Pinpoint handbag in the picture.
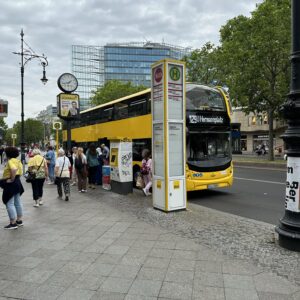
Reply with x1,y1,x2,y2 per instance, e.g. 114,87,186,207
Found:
25,158,44,183
136,172,145,189
54,157,65,185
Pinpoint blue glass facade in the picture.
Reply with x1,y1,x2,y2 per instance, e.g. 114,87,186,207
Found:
72,43,190,110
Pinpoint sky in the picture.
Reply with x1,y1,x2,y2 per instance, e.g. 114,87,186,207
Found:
0,0,262,127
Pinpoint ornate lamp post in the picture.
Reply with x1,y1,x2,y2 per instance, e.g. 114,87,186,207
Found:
275,0,300,251
13,29,48,167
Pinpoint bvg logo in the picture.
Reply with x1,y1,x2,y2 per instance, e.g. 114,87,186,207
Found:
193,173,203,178
210,173,216,177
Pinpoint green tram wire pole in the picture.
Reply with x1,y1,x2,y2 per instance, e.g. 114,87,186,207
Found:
275,0,300,252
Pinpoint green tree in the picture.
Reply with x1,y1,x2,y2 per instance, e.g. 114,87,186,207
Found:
183,42,222,84
91,80,147,106
4,128,14,146
0,117,8,144
219,0,291,160
12,118,44,147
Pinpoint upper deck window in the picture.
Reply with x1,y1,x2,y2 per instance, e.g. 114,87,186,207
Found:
186,85,225,111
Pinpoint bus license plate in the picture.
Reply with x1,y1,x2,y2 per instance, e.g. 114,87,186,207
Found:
208,184,217,189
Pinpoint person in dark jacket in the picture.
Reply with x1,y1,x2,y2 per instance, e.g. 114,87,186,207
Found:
86,144,99,189
1,147,24,230
0,146,4,164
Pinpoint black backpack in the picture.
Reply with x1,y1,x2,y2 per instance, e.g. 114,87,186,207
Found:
75,157,83,170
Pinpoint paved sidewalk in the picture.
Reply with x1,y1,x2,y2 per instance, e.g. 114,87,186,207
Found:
0,181,299,300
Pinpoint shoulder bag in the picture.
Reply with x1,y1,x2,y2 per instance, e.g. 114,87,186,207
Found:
54,157,65,185
25,158,44,183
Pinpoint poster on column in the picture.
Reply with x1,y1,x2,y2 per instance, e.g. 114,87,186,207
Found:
119,142,132,182
152,64,164,121
153,123,164,177
168,64,183,120
168,123,184,176
285,157,300,213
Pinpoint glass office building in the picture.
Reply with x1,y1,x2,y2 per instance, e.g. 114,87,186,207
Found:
72,42,191,110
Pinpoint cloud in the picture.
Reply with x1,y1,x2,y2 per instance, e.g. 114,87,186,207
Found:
0,0,261,127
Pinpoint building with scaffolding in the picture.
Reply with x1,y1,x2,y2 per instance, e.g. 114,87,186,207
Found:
72,42,191,110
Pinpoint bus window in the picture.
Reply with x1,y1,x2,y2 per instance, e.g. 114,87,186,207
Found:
186,85,226,111
100,107,114,122
133,139,151,161
115,102,128,120
129,99,147,117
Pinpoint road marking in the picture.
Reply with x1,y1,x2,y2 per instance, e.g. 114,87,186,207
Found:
234,177,285,185
235,165,286,172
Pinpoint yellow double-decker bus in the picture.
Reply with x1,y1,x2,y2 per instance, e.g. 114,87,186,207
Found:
65,83,233,191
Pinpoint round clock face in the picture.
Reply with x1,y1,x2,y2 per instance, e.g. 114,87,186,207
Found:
58,73,78,93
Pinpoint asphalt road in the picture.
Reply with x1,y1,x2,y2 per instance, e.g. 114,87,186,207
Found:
188,166,287,225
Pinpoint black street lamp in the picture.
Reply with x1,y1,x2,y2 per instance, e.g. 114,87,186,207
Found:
275,0,300,251
13,29,48,167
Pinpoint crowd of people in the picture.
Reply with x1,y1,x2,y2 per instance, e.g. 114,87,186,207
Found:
0,143,152,230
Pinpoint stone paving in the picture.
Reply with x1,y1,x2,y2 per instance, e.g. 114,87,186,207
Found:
0,180,299,300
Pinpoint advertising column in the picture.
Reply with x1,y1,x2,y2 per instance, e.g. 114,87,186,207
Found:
109,138,133,195
151,59,186,212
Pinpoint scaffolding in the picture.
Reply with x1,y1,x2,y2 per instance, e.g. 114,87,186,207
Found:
72,42,191,110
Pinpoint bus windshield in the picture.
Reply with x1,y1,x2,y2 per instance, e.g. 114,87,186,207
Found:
187,132,231,170
186,84,226,111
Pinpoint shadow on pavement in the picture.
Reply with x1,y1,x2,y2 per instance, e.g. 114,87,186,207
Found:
188,188,231,201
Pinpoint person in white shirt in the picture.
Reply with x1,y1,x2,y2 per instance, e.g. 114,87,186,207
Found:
55,149,71,201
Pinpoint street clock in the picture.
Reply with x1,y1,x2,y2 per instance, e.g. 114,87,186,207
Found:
57,73,78,93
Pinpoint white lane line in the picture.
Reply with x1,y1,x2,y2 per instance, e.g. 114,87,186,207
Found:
234,177,285,185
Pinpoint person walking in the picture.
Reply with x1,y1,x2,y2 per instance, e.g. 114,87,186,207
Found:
55,149,71,201
46,146,56,183
86,144,99,189
71,147,78,186
1,147,24,230
75,147,88,192
141,149,152,196
28,149,48,207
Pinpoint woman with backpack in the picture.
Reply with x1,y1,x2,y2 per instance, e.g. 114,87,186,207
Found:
86,144,99,189
75,147,87,192
28,148,48,207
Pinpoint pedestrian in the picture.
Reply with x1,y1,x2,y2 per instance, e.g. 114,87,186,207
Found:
55,149,71,201
141,149,152,196
28,148,48,207
46,146,56,184
86,144,99,189
1,147,24,230
71,147,78,186
0,146,4,164
75,147,87,192
100,143,110,165
95,147,103,185
67,150,73,180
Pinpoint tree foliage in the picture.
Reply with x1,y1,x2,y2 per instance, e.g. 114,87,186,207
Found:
183,42,222,85
184,0,291,160
91,80,147,106
7,118,44,146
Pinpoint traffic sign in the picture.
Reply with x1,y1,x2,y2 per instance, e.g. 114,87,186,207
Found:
53,122,62,130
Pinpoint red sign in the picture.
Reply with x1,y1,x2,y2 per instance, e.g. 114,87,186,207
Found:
154,67,163,83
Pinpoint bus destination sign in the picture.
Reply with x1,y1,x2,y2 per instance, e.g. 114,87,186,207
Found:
189,115,224,125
